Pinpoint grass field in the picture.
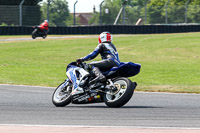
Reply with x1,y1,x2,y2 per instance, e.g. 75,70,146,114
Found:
0,33,200,93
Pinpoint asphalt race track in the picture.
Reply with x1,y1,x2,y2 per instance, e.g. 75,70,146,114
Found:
1,36,200,132
0,36,90,42
0,35,130,42
0,84,200,128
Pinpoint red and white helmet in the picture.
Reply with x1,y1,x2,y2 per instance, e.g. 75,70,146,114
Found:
98,32,113,43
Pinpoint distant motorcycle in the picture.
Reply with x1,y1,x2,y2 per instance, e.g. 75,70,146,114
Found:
32,26,47,39
52,60,141,108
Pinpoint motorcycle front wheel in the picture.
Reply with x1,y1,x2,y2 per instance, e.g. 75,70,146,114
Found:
32,29,37,39
32,34,36,39
52,80,72,107
104,77,136,108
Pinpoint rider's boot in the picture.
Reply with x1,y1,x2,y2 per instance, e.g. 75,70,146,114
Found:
89,67,106,85
71,86,84,95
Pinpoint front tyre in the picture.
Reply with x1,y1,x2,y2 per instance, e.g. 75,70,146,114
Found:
32,29,37,39
52,80,72,107
32,34,36,39
104,77,136,108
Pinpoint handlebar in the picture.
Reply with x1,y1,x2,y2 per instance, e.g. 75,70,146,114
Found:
76,60,90,71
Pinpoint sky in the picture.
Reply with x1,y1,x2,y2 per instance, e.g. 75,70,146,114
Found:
67,0,104,13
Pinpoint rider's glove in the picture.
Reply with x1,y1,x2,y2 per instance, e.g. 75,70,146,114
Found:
76,58,83,65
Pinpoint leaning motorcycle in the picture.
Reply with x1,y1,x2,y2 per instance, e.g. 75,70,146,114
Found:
52,61,141,108
32,26,47,39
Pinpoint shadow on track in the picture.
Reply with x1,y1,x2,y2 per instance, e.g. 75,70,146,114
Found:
62,105,162,109
122,106,163,108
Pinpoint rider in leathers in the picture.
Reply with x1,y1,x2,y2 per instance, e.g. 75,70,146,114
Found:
39,20,49,35
77,32,120,85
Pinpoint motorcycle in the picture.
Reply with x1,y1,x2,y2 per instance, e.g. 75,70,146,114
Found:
32,26,47,39
52,61,141,108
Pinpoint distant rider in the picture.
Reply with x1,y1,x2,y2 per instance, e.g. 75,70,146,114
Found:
39,20,49,35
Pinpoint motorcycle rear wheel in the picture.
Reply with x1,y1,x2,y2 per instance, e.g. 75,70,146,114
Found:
104,77,136,108
42,35,47,39
52,80,72,107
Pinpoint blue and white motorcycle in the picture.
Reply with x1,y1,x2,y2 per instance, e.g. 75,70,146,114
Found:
52,61,141,108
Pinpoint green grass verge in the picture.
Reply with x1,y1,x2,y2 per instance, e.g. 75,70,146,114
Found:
0,33,200,93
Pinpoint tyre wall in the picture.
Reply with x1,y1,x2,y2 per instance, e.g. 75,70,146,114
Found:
1,25,200,35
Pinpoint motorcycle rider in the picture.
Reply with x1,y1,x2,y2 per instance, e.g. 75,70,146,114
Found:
74,32,120,94
38,20,49,35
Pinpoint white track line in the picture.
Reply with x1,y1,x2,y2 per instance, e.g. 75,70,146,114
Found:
0,124,200,130
0,84,199,95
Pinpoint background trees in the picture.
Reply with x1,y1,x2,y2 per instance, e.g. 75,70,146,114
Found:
40,0,72,26
1,0,200,26
89,0,200,25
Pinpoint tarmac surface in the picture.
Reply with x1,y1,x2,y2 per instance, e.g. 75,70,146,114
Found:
1,35,200,132
0,84,200,133
0,36,90,42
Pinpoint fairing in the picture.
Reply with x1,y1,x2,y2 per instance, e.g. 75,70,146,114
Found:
67,61,141,80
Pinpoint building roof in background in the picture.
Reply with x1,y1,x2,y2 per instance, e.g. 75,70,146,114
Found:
72,12,93,25
75,13,93,21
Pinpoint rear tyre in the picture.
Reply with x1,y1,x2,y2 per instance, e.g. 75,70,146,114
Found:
52,80,72,107
42,35,47,39
104,77,136,108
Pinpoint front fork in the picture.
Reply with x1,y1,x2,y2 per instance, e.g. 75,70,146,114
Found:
60,79,70,92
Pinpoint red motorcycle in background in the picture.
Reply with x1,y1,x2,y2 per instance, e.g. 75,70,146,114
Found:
32,20,49,39
32,26,48,39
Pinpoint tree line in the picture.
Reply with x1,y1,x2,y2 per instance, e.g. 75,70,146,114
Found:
1,0,200,26
41,0,200,26
89,0,200,25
